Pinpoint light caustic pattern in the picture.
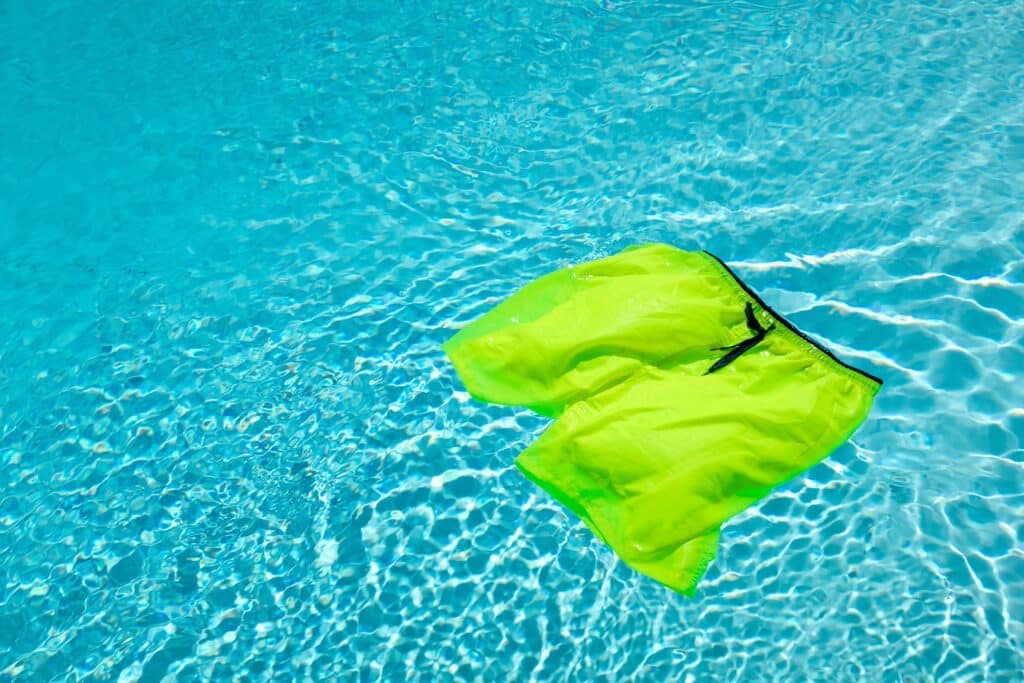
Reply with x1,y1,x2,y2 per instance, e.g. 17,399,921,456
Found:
1,0,1023,681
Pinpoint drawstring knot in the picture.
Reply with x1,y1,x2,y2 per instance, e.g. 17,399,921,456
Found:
704,302,775,375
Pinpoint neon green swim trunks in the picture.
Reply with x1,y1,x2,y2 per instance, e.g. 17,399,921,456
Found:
443,244,882,596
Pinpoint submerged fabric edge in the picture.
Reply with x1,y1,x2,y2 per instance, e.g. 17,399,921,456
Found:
515,452,715,598
698,250,884,393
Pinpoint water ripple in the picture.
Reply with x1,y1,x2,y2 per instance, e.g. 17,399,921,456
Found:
2,0,1023,681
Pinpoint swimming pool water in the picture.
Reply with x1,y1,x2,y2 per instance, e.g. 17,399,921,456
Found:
1,0,1023,680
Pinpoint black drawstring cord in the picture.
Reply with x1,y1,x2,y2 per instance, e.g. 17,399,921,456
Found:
704,302,776,375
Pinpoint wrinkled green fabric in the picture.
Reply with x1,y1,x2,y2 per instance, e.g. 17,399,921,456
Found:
443,244,882,596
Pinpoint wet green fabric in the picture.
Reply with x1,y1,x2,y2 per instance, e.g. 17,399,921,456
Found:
443,244,882,596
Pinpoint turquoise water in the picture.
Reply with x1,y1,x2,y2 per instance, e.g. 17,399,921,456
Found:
2,0,1023,680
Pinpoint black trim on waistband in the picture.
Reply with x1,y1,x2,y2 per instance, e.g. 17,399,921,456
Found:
702,250,884,387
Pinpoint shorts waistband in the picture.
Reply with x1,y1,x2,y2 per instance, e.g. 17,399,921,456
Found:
698,250,883,394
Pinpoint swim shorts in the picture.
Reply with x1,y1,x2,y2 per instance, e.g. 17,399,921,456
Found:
443,244,882,596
